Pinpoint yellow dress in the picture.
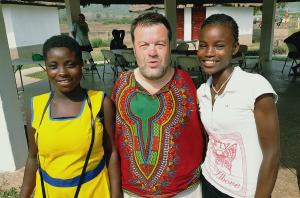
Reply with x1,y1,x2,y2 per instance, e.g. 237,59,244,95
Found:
31,90,110,198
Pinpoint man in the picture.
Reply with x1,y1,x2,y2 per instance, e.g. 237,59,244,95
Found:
72,13,96,68
112,12,204,197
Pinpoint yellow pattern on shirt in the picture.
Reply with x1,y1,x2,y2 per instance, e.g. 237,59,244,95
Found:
31,90,110,198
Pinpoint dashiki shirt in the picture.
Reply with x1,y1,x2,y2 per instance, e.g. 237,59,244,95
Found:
112,69,203,197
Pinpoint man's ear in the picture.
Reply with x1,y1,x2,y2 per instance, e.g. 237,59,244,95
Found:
233,42,240,55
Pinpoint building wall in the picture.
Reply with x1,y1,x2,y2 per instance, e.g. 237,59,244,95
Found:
206,6,254,45
176,9,184,40
192,7,206,41
2,4,60,58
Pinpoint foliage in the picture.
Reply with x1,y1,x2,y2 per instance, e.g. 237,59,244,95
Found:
273,45,287,55
101,17,133,25
0,187,19,198
26,71,48,80
276,2,287,10
90,38,110,48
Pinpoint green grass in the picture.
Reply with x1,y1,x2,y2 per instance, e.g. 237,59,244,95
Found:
20,64,44,70
272,55,287,61
0,187,19,198
26,71,48,80
90,38,110,48
26,64,105,80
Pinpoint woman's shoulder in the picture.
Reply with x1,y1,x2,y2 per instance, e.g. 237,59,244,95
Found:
32,92,51,103
87,90,105,99
234,67,270,87
234,67,277,102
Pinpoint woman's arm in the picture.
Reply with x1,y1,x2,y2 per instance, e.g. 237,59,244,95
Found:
102,96,122,198
254,93,280,198
20,110,38,198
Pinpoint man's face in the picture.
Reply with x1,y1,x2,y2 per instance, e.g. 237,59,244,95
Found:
133,24,171,80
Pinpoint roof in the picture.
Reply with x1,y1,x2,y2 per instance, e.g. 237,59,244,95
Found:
80,0,300,7
0,0,298,7
128,3,262,12
129,4,164,12
0,0,64,7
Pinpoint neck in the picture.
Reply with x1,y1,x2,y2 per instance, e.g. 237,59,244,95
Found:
53,86,85,102
212,66,234,90
134,67,174,95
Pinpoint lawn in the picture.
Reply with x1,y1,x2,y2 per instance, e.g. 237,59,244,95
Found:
26,63,105,80
0,187,19,198
26,71,48,80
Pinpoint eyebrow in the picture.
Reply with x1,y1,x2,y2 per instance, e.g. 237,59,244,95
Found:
137,40,167,44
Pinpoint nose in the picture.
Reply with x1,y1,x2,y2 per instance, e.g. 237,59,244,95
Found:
58,66,68,76
148,44,158,57
205,46,216,57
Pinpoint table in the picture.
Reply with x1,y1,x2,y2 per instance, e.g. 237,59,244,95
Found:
12,58,46,92
111,48,133,55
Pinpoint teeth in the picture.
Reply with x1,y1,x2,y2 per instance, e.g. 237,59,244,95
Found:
205,60,215,64
58,79,71,83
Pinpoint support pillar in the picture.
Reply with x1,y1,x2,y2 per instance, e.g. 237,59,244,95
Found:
0,5,27,171
184,7,192,41
260,0,276,74
65,0,80,34
165,0,177,49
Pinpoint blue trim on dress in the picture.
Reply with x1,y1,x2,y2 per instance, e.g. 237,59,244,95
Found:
30,97,34,126
49,95,87,121
39,157,105,187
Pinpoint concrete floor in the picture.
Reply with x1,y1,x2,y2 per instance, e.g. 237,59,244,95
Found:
3,60,300,197
266,60,300,198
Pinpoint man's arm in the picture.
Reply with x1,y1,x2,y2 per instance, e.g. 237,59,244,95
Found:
120,30,125,40
102,96,122,198
254,93,280,198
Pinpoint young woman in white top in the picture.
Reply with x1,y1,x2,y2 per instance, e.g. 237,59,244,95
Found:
197,14,280,198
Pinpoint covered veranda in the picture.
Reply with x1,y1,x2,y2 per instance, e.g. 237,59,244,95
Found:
2,56,300,197
0,0,300,195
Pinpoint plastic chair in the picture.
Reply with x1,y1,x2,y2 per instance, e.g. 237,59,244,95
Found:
176,55,207,86
232,44,248,69
281,42,300,75
176,43,189,51
101,49,122,80
121,51,136,69
82,51,101,80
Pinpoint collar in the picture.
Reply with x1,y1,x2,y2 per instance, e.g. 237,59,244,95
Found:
131,69,175,95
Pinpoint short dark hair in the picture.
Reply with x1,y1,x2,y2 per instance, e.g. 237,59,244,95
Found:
112,29,119,38
130,12,172,43
201,14,239,43
79,13,85,19
43,35,83,62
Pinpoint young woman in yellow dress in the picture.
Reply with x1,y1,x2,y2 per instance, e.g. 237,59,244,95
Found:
20,35,121,198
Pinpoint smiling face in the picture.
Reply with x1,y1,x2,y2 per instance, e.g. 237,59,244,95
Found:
45,47,83,93
133,24,171,80
197,24,239,76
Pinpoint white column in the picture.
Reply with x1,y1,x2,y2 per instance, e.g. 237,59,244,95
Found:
65,0,81,33
165,0,177,49
0,5,27,171
184,7,192,41
259,0,276,73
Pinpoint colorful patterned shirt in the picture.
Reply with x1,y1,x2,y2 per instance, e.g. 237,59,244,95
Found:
112,69,203,197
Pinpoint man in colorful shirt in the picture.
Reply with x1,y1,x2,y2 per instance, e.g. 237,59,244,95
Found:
111,12,204,197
